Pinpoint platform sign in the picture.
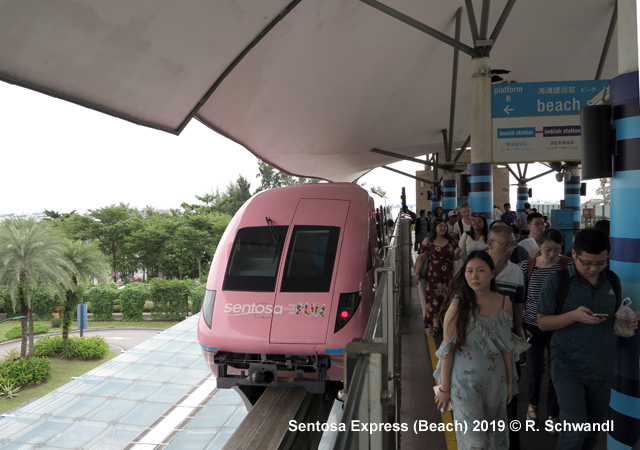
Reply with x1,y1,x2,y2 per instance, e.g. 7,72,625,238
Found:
491,80,609,163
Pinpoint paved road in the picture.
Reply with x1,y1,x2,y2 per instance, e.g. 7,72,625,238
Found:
0,328,163,357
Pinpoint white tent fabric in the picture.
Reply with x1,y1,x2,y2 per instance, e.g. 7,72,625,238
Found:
0,0,619,181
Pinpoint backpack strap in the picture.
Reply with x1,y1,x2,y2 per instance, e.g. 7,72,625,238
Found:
603,268,622,311
554,269,571,315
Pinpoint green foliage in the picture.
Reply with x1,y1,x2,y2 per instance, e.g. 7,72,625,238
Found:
0,288,19,318
5,323,49,340
0,357,52,389
85,283,118,321
51,318,62,328
181,175,252,217
61,336,109,359
150,278,192,320
33,335,64,357
32,289,58,321
2,347,20,362
34,334,109,359
189,284,207,315
254,159,320,193
0,217,74,357
0,382,21,399
119,282,149,321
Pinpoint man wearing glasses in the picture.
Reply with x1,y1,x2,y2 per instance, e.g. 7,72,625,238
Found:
518,212,546,258
537,229,639,449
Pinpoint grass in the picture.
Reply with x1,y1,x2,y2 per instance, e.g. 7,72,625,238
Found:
0,350,119,414
0,319,180,342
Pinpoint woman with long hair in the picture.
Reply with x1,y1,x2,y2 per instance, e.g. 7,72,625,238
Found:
459,215,488,260
414,218,461,336
434,251,526,449
520,228,569,432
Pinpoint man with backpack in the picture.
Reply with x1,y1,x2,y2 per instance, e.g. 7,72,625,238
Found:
537,229,638,449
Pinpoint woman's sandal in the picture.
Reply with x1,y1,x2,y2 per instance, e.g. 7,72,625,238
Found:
527,404,538,421
428,327,439,337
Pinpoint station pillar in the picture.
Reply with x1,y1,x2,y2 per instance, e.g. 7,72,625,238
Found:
516,184,529,215
563,166,581,247
607,3,640,445
608,70,640,449
468,57,493,220
441,173,457,215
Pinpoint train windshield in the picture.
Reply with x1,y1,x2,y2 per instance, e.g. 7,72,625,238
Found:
280,226,340,292
223,225,288,292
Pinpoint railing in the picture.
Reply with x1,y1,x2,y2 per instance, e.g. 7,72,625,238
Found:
331,216,410,450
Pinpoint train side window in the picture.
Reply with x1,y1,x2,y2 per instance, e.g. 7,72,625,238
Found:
222,226,288,292
280,226,340,293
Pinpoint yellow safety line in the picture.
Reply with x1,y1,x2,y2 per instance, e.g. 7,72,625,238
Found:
427,333,457,448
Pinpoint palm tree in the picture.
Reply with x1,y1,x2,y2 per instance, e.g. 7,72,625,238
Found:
61,240,110,343
0,218,73,357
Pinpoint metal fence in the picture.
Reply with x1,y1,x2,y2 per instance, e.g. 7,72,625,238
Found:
331,216,408,450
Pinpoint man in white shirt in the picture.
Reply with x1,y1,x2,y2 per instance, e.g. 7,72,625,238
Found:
518,212,546,258
451,202,472,240
518,202,534,237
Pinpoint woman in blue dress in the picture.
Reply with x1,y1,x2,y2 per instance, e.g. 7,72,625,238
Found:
434,251,527,449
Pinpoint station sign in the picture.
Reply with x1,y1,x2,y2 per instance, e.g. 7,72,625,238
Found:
491,80,609,163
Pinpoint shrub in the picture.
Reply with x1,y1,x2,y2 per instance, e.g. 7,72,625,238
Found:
0,357,52,389
61,336,109,359
5,323,49,340
34,335,65,357
2,347,20,362
85,283,118,321
0,382,21,399
150,278,192,320
189,284,207,315
50,318,62,328
119,283,148,321
32,290,58,321
0,288,19,318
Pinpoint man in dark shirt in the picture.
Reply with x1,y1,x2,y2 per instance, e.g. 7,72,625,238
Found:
537,229,638,449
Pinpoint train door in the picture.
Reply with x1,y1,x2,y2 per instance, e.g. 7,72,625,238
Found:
269,198,349,344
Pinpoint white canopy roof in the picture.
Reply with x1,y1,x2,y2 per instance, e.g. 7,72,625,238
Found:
0,0,619,181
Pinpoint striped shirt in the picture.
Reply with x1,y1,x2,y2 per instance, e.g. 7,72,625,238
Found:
521,259,571,326
495,260,524,305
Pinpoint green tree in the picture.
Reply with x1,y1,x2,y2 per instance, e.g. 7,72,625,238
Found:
43,209,77,221
87,203,134,281
61,240,110,343
182,176,252,217
254,159,320,193
0,218,73,357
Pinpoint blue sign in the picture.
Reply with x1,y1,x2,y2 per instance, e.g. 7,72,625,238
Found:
491,80,609,118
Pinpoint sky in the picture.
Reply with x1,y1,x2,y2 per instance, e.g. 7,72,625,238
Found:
0,82,601,216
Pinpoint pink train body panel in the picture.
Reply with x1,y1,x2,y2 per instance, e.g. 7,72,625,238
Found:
197,183,386,393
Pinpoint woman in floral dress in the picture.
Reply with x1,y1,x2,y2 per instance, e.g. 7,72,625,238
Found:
414,218,461,335
434,251,528,449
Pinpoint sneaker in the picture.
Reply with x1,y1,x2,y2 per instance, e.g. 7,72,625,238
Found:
526,404,538,423
547,416,559,435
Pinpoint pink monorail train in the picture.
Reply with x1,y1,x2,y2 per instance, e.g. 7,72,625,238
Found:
197,183,385,393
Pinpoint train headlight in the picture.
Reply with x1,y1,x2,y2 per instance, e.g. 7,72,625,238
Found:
334,291,361,333
202,290,216,329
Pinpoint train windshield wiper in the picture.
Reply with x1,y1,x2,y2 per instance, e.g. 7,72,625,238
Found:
265,217,281,262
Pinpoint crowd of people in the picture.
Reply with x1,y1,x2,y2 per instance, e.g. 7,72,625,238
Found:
412,203,639,449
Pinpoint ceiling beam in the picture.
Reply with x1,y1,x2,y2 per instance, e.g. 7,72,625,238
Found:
595,1,617,80
359,0,477,56
465,0,480,44
370,148,451,170
447,7,462,161
381,165,436,185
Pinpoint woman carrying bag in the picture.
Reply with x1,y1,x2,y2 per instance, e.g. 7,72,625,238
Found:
414,218,461,336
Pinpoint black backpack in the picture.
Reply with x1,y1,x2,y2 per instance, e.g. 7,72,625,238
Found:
553,268,622,315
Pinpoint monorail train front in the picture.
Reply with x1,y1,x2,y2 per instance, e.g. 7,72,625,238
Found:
197,183,382,393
